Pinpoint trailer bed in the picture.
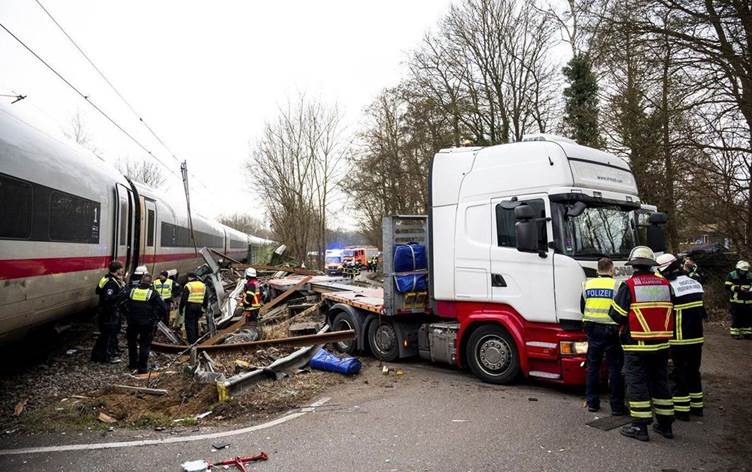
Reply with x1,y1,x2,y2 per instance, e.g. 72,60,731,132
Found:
267,274,385,314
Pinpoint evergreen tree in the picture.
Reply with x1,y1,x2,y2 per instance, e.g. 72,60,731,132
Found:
562,54,602,148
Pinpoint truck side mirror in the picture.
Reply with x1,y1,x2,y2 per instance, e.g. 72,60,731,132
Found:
647,212,667,253
514,205,539,252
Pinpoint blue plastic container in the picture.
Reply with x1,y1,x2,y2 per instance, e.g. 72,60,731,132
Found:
309,348,362,375
393,243,427,273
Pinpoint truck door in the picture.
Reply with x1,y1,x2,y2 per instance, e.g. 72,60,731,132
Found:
115,184,135,274
489,195,556,323
143,199,157,273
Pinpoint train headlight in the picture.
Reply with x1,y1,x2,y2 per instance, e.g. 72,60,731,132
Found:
560,341,588,356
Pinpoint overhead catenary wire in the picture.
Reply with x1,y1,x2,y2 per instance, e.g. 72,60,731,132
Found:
0,21,182,180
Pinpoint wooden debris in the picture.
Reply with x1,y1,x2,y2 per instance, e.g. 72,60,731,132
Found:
13,399,28,417
112,384,169,396
98,412,117,424
289,322,322,336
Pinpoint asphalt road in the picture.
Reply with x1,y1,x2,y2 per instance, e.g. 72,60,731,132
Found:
0,323,749,472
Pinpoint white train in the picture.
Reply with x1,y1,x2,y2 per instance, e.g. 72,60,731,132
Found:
0,104,272,343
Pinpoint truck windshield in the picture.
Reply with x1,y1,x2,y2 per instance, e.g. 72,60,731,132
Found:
557,203,637,260
325,256,341,264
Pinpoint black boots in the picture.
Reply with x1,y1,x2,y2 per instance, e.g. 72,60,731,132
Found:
652,423,674,439
620,424,649,442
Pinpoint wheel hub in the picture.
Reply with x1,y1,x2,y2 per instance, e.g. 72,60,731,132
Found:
375,325,396,353
479,337,509,372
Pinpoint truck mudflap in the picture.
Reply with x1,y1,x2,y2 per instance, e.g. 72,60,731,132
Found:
435,300,587,385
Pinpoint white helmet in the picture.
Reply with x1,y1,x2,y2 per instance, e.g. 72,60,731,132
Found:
656,253,678,272
133,265,149,276
244,268,257,278
626,246,657,267
737,260,750,272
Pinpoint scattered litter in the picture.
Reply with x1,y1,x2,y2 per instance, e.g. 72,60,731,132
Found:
13,399,28,417
382,366,390,375
395,369,404,376
65,349,78,355
208,452,268,470
154,426,166,432
212,441,230,450
181,459,210,472
195,411,213,420
112,384,168,396
528,397,538,402
97,412,117,424
451,419,468,423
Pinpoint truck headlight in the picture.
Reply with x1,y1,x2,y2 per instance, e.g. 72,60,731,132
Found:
560,341,588,356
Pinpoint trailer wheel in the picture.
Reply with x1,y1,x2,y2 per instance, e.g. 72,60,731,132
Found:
466,325,519,384
332,311,358,355
367,319,399,362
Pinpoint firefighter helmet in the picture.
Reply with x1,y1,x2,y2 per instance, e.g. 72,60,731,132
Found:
656,253,678,273
737,260,750,272
245,268,257,278
626,246,657,267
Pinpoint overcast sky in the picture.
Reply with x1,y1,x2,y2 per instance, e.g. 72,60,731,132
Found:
0,0,457,229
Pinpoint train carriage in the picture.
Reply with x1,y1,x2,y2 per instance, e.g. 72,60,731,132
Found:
0,104,271,343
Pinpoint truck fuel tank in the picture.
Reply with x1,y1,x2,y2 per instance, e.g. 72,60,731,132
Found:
418,322,460,365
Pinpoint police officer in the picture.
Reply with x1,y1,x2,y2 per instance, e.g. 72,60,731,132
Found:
242,268,262,322
609,246,675,441
657,253,706,420
92,261,126,364
725,260,752,339
153,271,178,325
180,272,207,344
581,257,625,415
125,272,166,373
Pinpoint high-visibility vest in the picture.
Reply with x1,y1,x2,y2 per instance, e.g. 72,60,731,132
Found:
668,275,705,345
185,280,206,304
130,287,153,301
582,277,618,324
154,278,174,300
725,270,752,304
98,276,108,289
244,286,261,309
625,274,674,341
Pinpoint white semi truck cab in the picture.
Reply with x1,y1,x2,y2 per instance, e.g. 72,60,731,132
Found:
327,135,667,385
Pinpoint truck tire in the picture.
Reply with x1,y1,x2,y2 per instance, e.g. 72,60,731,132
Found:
367,319,400,362
332,311,358,355
466,325,519,384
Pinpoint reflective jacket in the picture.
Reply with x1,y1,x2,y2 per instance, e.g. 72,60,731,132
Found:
127,284,166,325
609,270,674,351
243,281,262,309
153,278,175,301
582,276,618,325
184,280,206,304
725,270,752,304
665,272,705,346
95,274,125,324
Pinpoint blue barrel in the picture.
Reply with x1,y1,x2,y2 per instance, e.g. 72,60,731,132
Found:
393,243,427,272
309,348,362,375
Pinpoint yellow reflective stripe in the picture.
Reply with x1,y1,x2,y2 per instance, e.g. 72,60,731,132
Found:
98,276,108,289
689,392,703,399
674,301,703,310
630,410,653,418
675,308,683,340
675,405,691,412
623,342,669,351
669,337,704,345
654,407,674,415
612,303,628,316
690,402,704,407
633,308,651,333
629,400,651,408
632,302,673,308
652,398,673,406
631,330,673,338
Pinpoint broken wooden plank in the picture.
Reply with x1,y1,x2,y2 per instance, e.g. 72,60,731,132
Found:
236,264,320,276
152,328,355,353
112,384,168,396
201,276,313,346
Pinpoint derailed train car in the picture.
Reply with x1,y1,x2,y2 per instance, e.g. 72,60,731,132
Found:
0,104,272,343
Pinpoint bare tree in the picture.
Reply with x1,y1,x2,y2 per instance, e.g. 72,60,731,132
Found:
64,110,100,156
248,96,348,264
218,213,273,239
118,158,166,188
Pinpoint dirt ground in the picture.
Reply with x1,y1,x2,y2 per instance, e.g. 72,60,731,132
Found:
0,315,352,435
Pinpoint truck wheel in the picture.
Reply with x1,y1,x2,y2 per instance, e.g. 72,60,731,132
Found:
332,311,358,355
367,319,399,362
466,325,519,384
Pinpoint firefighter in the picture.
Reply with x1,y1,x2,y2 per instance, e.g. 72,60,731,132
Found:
91,261,126,364
657,253,706,420
581,257,625,415
125,272,166,373
180,272,207,344
609,246,675,441
242,268,263,322
725,260,752,339
153,271,178,325
683,256,705,285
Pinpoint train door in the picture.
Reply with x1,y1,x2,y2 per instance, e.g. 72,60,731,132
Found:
115,184,135,274
143,199,157,273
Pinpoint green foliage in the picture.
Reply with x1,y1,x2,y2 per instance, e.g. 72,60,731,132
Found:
562,54,602,148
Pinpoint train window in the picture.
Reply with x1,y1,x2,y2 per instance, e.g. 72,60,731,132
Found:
49,191,100,243
0,174,33,239
119,198,127,245
147,209,155,246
